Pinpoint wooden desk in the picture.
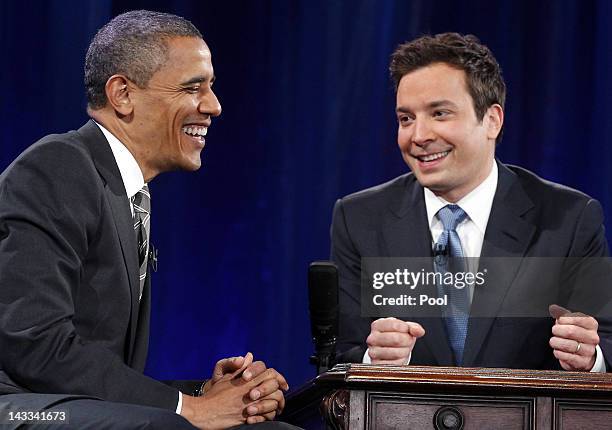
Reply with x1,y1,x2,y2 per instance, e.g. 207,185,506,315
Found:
282,364,612,429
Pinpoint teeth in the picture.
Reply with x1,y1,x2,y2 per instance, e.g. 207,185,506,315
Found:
420,151,449,162
182,126,208,137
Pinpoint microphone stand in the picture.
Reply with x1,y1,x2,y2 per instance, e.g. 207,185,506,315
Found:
310,337,337,374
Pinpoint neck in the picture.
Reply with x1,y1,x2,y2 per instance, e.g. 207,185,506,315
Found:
433,158,495,203
89,109,158,182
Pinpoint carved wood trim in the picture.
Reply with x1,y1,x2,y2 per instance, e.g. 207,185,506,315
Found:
316,364,612,394
321,389,350,430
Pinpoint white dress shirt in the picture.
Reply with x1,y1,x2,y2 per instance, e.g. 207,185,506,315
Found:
94,122,184,413
95,122,144,208
364,162,605,372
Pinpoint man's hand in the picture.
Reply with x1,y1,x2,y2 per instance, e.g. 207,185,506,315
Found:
243,373,287,424
366,317,425,365
182,353,289,428
549,304,600,371
202,352,254,393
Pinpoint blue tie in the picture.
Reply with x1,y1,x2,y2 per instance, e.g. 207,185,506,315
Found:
435,204,469,365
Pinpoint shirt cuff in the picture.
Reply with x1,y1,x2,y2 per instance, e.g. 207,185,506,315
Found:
590,345,607,372
176,392,183,414
363,348,412,365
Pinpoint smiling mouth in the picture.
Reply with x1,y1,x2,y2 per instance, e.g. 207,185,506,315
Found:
182,125,208,140
415,150,450,162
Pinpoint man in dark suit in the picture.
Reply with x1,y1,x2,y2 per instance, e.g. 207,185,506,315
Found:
331,33,611,372
0,10,296,430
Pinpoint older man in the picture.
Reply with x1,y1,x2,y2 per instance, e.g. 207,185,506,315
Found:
0,10,295,430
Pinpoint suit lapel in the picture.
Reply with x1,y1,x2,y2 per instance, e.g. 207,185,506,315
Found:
77,121,141,364
381,175,454,366
105,186,141,364
462,162,536,366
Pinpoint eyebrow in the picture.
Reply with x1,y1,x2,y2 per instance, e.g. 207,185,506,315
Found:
179,75,216,86
428,100,458,109
396,99,458,113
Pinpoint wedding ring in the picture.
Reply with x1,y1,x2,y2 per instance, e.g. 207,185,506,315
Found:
575,342,582,353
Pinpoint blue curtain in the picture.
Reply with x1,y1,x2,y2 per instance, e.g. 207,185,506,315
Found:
1,0,611,388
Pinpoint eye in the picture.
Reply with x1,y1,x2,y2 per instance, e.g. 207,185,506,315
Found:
184,85,201,94
433,110,450,118
397,114,414,126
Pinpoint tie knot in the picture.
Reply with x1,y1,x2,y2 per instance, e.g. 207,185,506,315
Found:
437,204,467,231
131,184,151,215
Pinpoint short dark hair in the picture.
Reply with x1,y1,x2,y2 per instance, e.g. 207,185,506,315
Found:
390,33,505,143
85,10,203,109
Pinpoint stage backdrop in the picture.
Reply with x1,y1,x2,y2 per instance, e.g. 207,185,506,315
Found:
1,0,611,388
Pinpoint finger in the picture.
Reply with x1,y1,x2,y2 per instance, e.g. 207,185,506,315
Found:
274,370,289,391
549,336,596,356
371,317,413,333
242,360,266,381
249,378,279,400
231,352,254,379
248,410,278,422
212,355,245,381
246,415,267,424
367,331,414,348
276,390,286,413
552,324,600,345
408,322,426,338
549,304,571,319
251,368,289,391
368,346,412,362
263,412,277,421
371,357,410,365
246,399,279,416
553,348,594,371
557,315,598,331
558,359,575,371
258,388,285,414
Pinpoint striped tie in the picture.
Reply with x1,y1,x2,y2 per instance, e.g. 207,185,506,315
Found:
131,185,151,301
434,204,469,365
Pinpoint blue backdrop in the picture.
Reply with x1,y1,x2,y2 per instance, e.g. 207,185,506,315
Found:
1,0,611,389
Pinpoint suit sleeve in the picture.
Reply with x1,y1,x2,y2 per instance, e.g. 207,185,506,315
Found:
0,141,180,410
567,198,612,370
330,199,372,363
568,199,609,259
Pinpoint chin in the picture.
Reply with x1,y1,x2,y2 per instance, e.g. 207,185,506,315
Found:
179,152,203,171
184,161,202,171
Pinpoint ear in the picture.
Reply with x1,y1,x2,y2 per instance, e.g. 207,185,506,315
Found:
104,75,134,116
485,104,504,140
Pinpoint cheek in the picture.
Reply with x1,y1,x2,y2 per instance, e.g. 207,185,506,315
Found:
397,128,411,149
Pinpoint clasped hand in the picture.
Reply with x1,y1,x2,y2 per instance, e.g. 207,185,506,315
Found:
181,352,289,429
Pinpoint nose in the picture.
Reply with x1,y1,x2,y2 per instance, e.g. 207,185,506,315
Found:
411,118,434,146
199,89,222,117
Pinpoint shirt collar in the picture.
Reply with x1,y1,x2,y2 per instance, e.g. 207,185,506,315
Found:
93,121,145,199
424,161,498,235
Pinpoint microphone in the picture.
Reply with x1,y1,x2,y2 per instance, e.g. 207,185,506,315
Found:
432,242,448,266
432,243,448,256
148,243,158,272
308,261,339,374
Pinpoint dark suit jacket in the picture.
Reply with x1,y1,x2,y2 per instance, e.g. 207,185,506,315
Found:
0,121,186,410
331,161,612,369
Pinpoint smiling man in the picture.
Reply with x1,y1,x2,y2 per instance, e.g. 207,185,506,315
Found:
0,10,297,430
331,33,611,372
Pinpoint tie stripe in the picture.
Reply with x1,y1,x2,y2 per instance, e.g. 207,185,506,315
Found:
131,185,151,301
